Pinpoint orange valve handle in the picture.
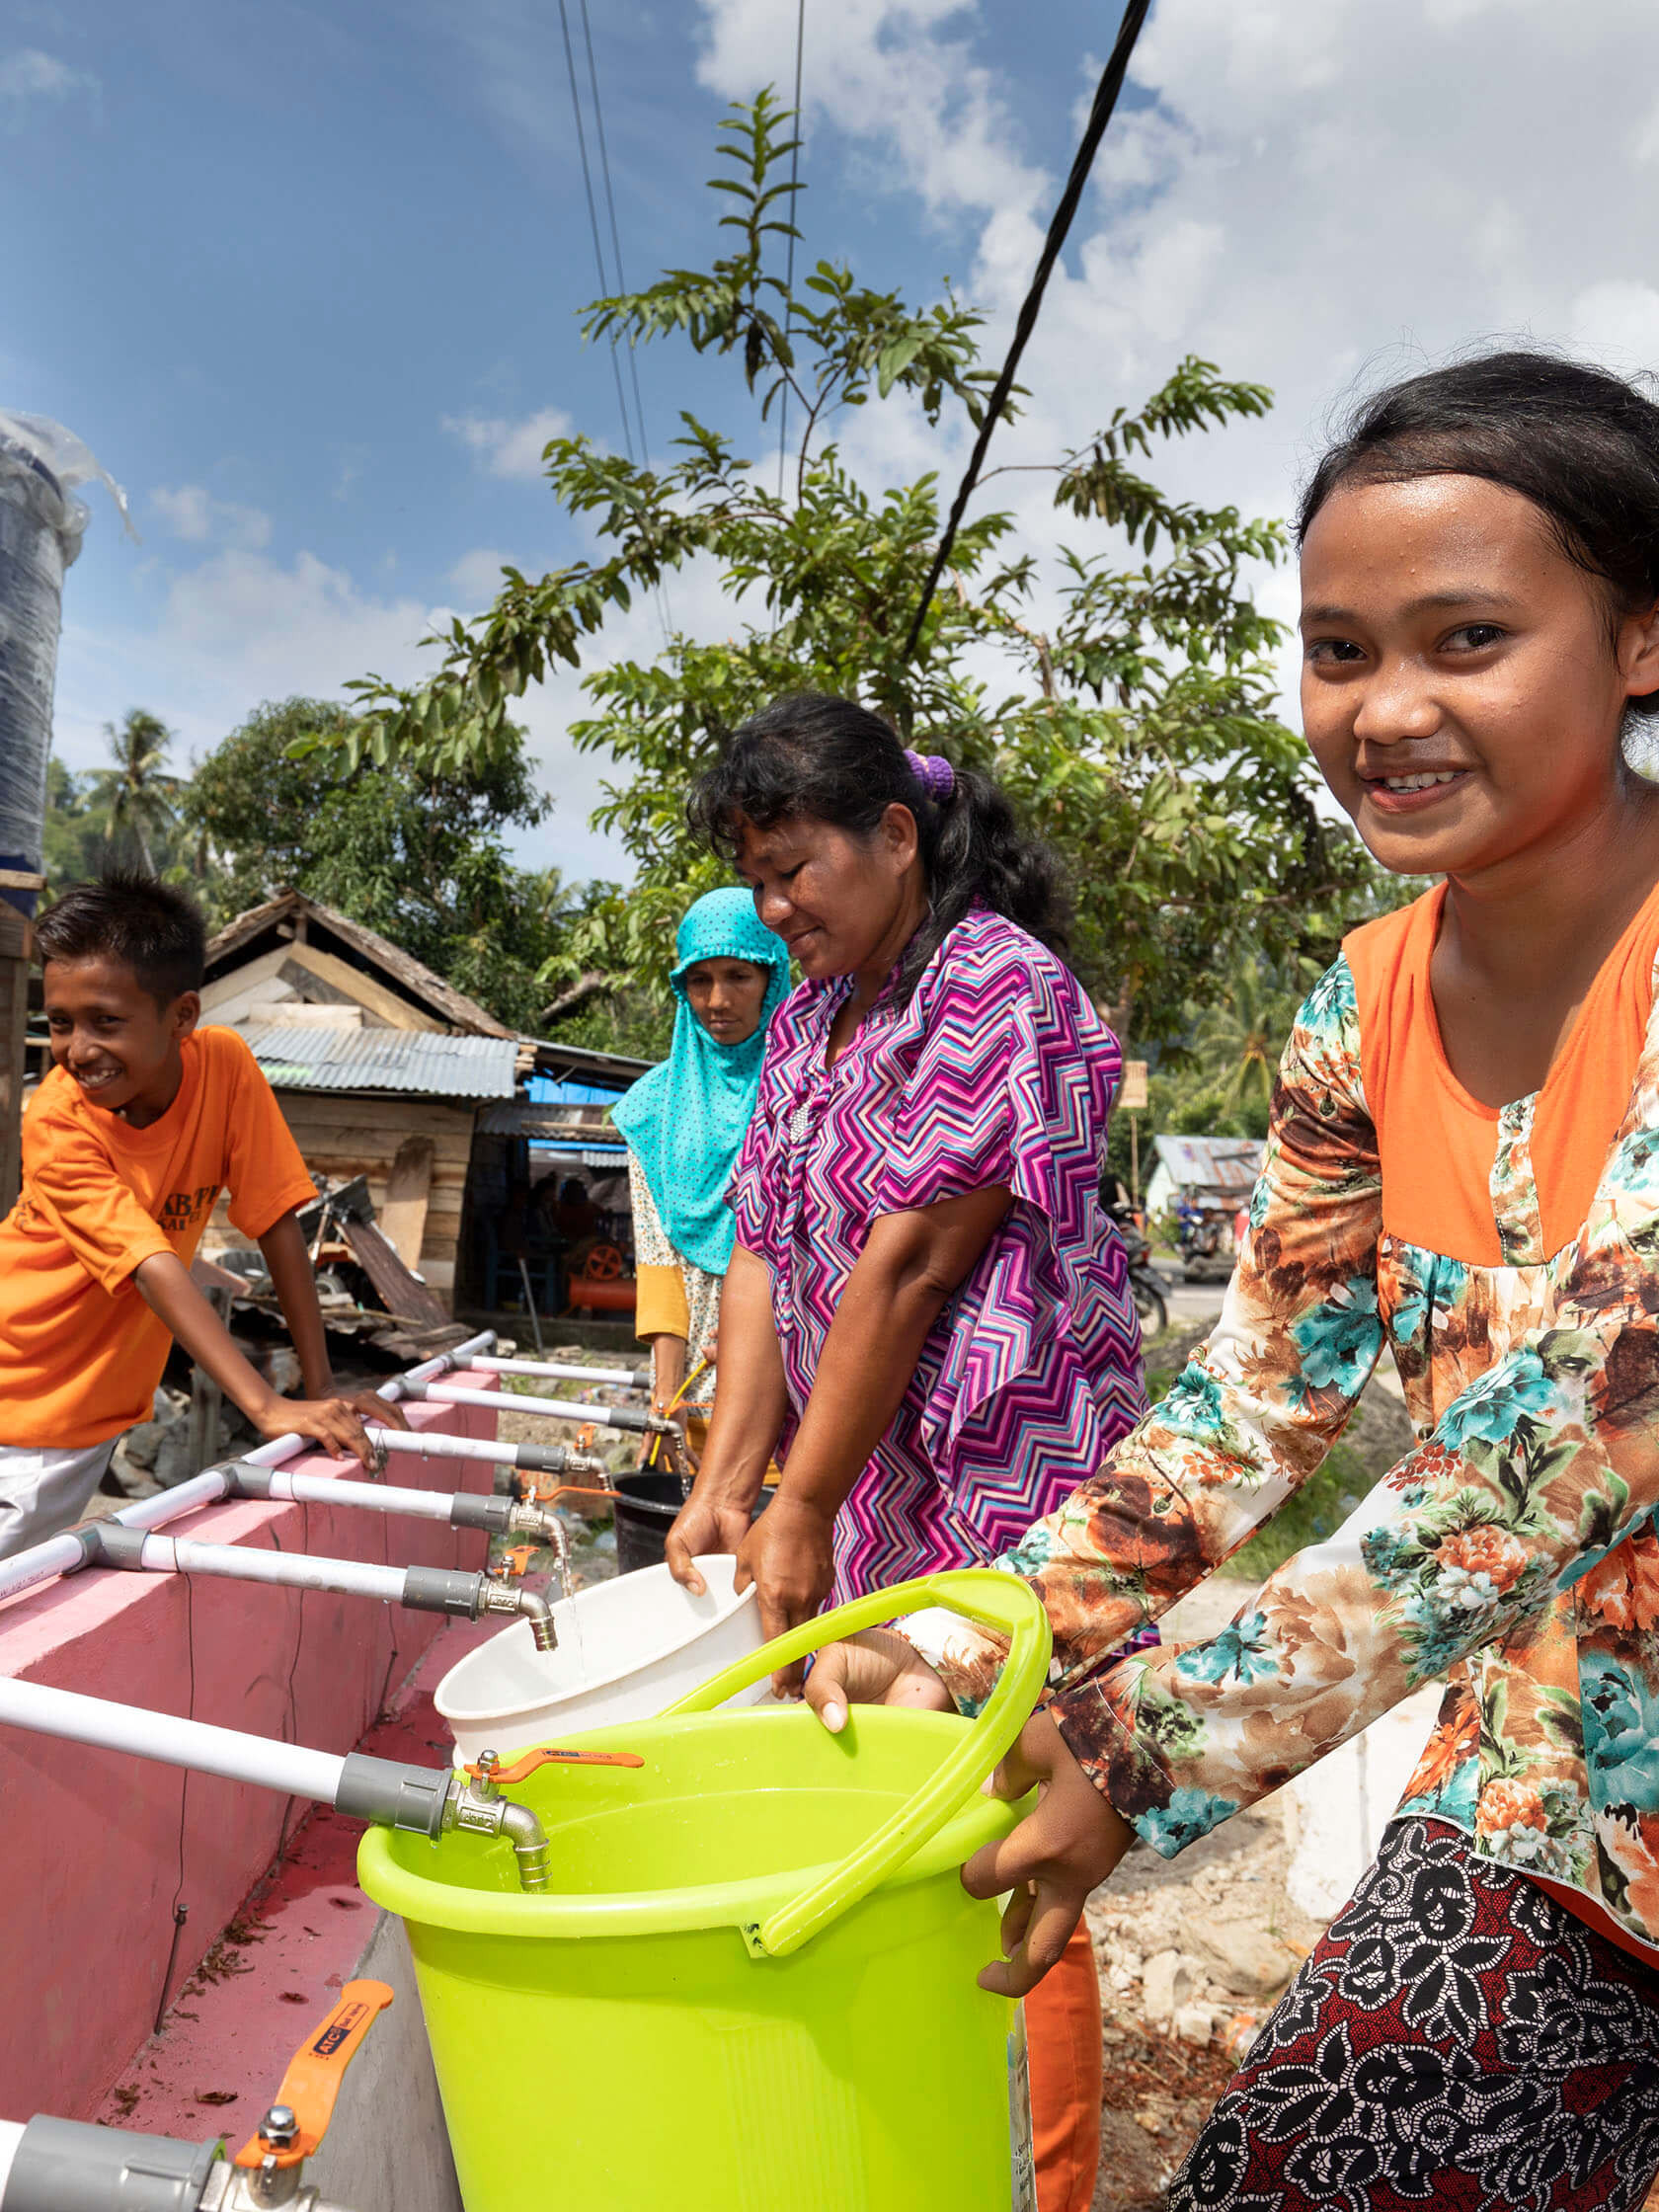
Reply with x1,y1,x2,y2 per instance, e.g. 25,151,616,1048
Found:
234,1979,394,2170
496,1543,536,1580
463,1744,646,1782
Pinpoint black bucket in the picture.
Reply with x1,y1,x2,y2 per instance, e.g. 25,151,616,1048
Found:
611,1472,768,1577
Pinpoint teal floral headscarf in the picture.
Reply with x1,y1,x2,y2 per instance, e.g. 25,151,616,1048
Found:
612,889,792,1278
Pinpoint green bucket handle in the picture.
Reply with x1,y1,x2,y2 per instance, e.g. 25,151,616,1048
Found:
661,1568,1050,1960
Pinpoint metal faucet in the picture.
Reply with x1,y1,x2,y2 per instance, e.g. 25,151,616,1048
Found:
443,1751,553,1890
479,1574,558,1651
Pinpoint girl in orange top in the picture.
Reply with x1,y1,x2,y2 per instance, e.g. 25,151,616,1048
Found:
813,352,1659,2209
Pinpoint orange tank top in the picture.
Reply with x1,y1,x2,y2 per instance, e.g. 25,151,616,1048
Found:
1344,880,1659,1268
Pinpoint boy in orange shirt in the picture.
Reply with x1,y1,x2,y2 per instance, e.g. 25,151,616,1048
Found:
0,872,403,1556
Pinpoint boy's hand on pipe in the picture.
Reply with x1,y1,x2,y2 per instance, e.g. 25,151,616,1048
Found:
803,1628,954,1730
961,1709,1134,1998
733,1493,836,1692
251,1393,381,1470
356,1389,409,1433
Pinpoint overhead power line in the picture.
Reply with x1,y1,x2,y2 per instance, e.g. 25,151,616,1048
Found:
555,0,672,644
900,0,1154,668
556,0,635,464
579,0,652,468
777,0,807,500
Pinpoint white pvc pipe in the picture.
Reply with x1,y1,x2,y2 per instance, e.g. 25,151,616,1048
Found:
0,1339,500,1609
378,1330,495,1404
138,1536,407,1603
0,2116,25,2199
0,1674,345,1802
412,1380,649,1430
473,1357,649,1390
269,1469,452,1525
368,1427,514,1468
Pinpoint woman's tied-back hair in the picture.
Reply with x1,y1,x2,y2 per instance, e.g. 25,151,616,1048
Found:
1299,350,1659,729
34,870,207,1007
686,691,1069,1005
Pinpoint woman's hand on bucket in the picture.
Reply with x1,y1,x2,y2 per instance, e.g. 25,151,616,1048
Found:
962,1709,1134,1999
803,1628,955,1728
665,1489,755,1596
734,1493,837,1691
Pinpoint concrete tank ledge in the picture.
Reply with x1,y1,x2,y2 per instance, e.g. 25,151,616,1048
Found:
94,1624,491,2212
0,1376,499,2129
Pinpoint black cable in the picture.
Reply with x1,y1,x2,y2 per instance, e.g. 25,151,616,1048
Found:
556,0,636,464
156,1566,198,2031
777,0,807,499
576,0,674,643
900,0,1153,669
580,0,649,463
272,1500,309,1864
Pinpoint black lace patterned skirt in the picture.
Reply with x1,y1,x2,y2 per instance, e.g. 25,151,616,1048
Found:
1170,1817,1659,2212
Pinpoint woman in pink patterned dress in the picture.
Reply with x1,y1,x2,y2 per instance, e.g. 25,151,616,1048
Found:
664,690,1146,2212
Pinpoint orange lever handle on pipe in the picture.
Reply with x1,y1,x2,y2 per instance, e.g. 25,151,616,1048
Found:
233,1979,394,2170
462,1745,645,1783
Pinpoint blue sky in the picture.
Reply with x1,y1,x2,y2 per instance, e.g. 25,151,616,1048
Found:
12,0,1659,878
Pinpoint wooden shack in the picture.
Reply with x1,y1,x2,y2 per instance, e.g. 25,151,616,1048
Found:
197,889,647,1313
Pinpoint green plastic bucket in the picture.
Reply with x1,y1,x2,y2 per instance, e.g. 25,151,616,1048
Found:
358,1571,1049,2212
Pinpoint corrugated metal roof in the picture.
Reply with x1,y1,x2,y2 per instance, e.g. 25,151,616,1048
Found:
1150,1135,1265,1195
477,1098,627,1155
238,1024,519,1099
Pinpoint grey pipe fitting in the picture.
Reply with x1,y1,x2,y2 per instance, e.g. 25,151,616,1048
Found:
445,1493,514,1536
334,1753,450,1840
400,1565,491,1620
2,2117,217,2212
78,1523,149,1570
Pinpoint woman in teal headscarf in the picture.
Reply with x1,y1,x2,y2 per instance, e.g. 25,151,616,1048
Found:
612,889,792,1444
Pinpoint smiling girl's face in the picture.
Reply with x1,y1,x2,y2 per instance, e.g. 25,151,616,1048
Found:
1300,472,1659,883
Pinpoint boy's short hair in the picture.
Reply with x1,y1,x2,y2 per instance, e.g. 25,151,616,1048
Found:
34,871,207,1006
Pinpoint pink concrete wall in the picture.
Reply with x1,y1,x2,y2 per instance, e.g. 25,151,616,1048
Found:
0,1381,498,2123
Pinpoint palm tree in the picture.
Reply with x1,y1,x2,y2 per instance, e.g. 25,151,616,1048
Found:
90,710,186,876
1188,956,1299,1120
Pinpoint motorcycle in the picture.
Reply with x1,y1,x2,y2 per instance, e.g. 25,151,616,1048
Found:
1175,1198,1231,1280
1111,1212,1168,1337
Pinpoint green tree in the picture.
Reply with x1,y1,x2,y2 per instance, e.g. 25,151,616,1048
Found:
182,696,605,1033
88,710,186,876
336,92,1380,1044
40,758,111,893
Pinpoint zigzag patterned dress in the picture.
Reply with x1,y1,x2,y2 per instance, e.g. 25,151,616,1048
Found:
729,906,1146,1607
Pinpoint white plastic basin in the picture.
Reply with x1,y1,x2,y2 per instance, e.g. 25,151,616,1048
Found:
435,1554,767,1764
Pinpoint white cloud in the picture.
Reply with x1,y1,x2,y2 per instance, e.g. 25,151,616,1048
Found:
51,539,633,881
443,406,572,481
0,48,98,118
446,546,517,606
692,0,1659,735
150,484,272,551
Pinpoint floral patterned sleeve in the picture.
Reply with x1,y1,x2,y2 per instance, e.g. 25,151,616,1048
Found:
1040,988,1659,1858
908,957,1386,1694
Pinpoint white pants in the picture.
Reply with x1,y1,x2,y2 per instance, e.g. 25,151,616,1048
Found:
0,1441,116,1558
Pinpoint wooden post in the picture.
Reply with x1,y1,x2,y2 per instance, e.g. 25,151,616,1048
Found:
0,889,36,1218
1120,1061,1148,1212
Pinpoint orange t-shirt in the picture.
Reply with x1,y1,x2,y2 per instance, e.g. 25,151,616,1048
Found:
1345,879,1659,1268
0,1026,317,1448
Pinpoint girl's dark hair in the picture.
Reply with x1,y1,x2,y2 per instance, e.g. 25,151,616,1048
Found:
35,870,206,1005
1300,350,1659,719
686,692,1068,1003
